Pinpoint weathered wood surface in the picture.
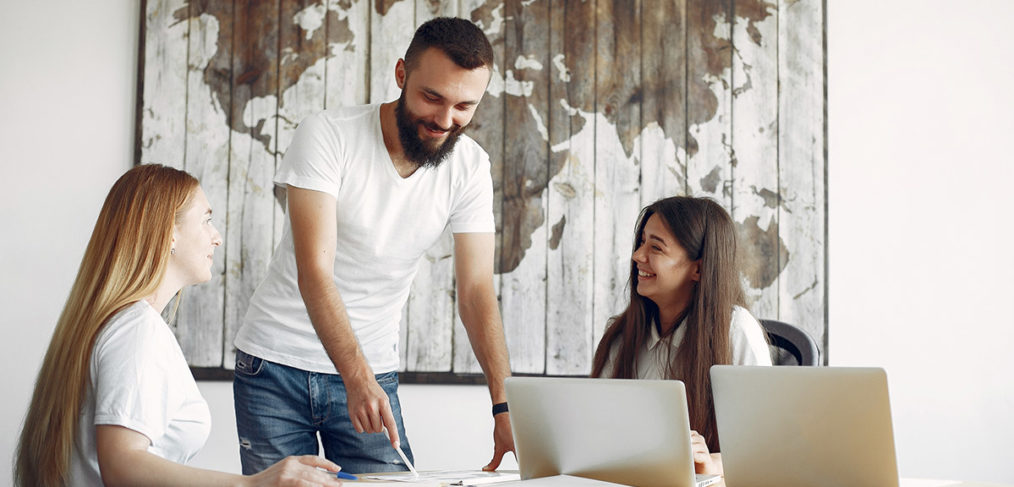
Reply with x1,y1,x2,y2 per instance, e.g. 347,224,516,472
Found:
545,0,595,375
686,0,733,207
178,2,232,366
139,0,188,168
224,0,282,370
592,0,644,353
778,0,826,356
371,0,412,103
640,0,687,206
499,0,550,374
324,0,369,109
731,1,781,322
138,0,828,377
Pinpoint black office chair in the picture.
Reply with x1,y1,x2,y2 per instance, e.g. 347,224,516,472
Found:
759,319,820,366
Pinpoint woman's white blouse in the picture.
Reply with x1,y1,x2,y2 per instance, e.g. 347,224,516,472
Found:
602,305,772,378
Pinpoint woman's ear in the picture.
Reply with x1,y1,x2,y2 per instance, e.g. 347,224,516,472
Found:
691,260,702,282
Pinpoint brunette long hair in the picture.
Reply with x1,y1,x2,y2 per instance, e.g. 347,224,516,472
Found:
15,164,198,487
591,196,747,451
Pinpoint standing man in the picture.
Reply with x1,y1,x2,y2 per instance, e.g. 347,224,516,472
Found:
232,18,514,474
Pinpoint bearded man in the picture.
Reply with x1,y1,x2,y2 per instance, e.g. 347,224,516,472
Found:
232,17,514,475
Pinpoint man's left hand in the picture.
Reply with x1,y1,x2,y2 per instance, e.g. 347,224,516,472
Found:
482,413,515,471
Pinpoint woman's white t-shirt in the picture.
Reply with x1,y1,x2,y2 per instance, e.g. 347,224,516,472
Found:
70,300,211,485
601,305,772,378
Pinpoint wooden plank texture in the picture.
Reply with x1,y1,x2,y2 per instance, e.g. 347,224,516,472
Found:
640,0,688,206
325,0,369,108
277,0,330,199
371,0,414,103
223,0,281,370
545,0,595,375
778,0,826,357
592,0,643,346
135,0,829,378
176,1,233,367
500,0,549,374
731,0,781,321
139,0,189,168
686,0,733,208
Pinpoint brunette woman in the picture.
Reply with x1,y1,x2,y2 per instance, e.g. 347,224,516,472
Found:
591,196,771,475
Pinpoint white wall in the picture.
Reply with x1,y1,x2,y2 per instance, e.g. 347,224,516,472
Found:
2,0,1012,484
828,0,1014,482
0,0,138,483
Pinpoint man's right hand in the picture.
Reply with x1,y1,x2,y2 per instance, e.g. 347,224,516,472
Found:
345,373,401,448
289,185,401,450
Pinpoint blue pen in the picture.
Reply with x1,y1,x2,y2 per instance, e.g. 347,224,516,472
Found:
335,471,358,480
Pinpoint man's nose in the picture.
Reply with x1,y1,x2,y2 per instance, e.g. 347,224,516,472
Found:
435,106,454,131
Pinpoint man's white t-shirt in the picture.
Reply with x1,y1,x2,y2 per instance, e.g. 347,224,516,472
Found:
235,104,496,374
70,301,211,485
601,305,772,378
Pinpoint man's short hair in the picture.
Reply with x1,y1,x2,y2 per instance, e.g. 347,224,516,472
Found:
403,17,494,73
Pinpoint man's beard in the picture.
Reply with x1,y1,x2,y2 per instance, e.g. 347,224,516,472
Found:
394,91,464,169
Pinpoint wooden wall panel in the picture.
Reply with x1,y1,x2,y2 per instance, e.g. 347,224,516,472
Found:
140,0,188,168
178,2,232,366
592,0,644,349
223,0,281,370
545,0,596,375
500,0,549,374
324,0,369,109
686,0,733,207
640,0,687,206
371,0,413,103
277,0,330,195
138,0,828,378
731,0,780,321
778,0,826,356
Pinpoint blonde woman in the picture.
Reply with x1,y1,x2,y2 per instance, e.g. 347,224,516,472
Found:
15,165,343,487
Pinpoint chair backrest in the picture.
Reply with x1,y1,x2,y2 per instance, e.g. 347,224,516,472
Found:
758,319,820,366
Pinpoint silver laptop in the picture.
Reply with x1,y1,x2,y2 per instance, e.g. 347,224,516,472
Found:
711,366,900,487
504,377,722,487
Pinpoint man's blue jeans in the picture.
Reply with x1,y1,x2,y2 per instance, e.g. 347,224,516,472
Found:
233,349,414,474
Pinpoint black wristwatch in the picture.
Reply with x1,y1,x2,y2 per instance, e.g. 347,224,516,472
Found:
492,402,509,416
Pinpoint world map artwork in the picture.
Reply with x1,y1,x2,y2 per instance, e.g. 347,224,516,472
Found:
139,0,825,377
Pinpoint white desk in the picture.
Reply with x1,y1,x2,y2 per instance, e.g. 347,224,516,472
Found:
351,472,1013,487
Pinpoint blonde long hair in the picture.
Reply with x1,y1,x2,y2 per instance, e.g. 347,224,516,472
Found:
15,164,198,487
